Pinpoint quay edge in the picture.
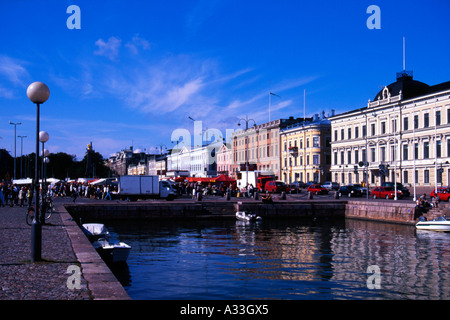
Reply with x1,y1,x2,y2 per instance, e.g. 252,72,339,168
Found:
63,199,429,225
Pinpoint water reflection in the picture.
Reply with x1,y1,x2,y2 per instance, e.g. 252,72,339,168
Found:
104,217,449,300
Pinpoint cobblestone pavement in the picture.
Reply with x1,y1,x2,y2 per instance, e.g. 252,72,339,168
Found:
0,202,91,300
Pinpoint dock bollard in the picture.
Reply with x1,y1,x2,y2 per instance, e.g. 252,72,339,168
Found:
197,192,203,201
334,192,339,199
281,191,286,200
254,191,259,200
226,190,231,201
308,191,313,200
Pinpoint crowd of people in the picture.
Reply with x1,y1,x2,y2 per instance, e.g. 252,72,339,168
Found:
0,181,119,206
0,182,33,207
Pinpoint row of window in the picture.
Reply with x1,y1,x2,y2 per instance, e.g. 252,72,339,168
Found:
235,145,279,162
333,108,450,141
335,168,448,185
333,139,450,165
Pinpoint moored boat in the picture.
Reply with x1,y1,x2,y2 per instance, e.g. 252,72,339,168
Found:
236,211,262,222
81,223,109,241
416,216,450,232
92,238,132,263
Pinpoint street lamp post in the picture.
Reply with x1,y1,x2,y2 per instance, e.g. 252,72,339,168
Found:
237,116,256,190
40,131,50,216
18,135,27,178
27,81,50,262
9,121,22,180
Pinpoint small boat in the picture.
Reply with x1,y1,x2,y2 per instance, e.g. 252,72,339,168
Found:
416,216,450,232
82,223,131,262
81,223,109,241
236,211,262,222
92,238,132,263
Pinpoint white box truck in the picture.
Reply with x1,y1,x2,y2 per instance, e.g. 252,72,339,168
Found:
118,175,176,201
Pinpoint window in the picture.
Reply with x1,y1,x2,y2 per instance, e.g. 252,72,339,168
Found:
403,170,408,184
313,155,319,165
334,130,338,141
341,129,344,140
437,140,441,158
355,126,359,138
371,148,376,162
355,150,359,164
403,117,409,131
424,170,430,184
380,146,386,162
347,150,351,164
363,125,367,138
334,151,338,165
424,113,429,128
415,143,419,159
313,137,319,147
424,141,429,159
448,139,450,157
414,115,419,129
403,144,408,160
348,128,352,140
381,122,386,134
340,151,344,164
371,123,376,136
436,111,441,126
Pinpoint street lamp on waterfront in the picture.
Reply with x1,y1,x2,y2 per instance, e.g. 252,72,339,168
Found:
9,121,22,180
18,135,27,178
27,81,50,263
237,115,257,189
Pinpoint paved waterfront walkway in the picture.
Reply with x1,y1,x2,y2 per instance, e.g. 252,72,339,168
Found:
0,199,130,300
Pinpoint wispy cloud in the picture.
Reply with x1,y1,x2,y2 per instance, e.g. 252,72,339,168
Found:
125,34,151,55
0,55,30,98
94,37,122,61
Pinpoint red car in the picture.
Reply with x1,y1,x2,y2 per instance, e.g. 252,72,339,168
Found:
372,186,402,199
264,181,291,193
307,184,329,195
430,187,450,201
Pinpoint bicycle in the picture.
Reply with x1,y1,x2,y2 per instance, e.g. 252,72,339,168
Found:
25,196,55,226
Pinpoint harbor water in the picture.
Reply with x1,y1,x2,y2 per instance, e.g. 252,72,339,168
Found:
104,217,449,300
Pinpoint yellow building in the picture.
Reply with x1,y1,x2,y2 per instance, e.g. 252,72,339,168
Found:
280,112,332,184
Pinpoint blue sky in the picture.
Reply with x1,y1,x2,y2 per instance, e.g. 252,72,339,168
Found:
0,0,449,160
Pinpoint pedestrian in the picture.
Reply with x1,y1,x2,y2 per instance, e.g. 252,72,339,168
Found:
72,188,78,202
0,183,4,207
27,188,33,207
18,187,24,207
103,185,111,200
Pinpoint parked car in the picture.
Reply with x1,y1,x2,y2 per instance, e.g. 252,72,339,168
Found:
371,186,402,199
350,183,370,196
288,184,302,194
264,180,291,193
338,185,362,197
307,184,329,195
430,187,450,201
381,182,410,197
322,181,340,191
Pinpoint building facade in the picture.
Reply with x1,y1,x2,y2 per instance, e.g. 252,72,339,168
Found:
231,117,306,180
280,112,332,184
330,71,450,192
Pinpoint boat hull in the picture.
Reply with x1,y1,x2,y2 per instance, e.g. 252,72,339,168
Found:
416,222,450,232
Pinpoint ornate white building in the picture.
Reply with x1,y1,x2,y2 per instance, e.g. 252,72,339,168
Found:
330,71,450,196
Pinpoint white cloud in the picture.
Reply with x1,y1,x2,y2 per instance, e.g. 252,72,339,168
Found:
0,55,30,98
125,34,151,55
94,37,122,61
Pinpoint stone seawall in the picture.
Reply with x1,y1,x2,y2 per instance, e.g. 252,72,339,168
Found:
64,200,347,222
345,200,417,224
